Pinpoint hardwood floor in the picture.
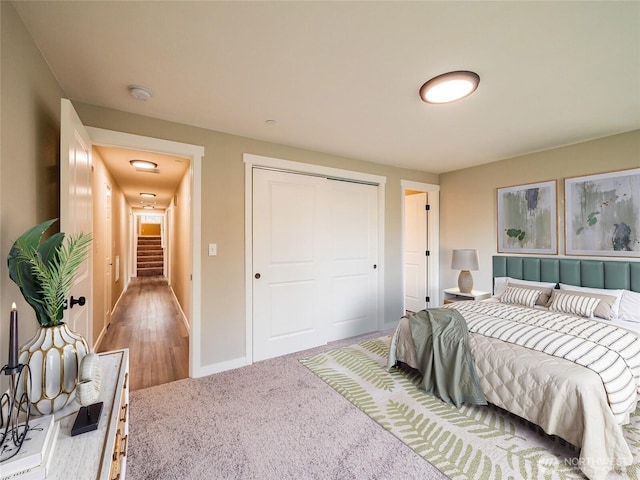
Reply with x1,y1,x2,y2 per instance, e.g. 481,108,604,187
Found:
97,276,189,391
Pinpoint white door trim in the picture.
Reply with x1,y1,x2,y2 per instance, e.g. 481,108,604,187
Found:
244,153,386,366
85,127,204,378
400,180,440,307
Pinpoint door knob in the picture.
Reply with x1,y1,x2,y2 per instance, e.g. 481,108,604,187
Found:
255,273,261,279
70,296,86,308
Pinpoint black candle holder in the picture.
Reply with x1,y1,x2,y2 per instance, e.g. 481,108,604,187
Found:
0,362,31,462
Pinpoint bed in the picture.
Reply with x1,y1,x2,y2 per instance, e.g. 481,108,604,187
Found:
388,256,640,480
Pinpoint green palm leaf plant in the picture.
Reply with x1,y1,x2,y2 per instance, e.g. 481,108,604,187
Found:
8,219,92,327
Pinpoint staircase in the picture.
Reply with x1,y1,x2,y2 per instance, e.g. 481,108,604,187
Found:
137,236,164,277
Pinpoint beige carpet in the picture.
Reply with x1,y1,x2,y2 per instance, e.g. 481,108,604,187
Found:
127,332,448,480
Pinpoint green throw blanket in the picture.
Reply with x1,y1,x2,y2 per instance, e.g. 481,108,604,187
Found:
406,308,486,408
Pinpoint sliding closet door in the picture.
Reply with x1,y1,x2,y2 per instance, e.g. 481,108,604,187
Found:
252,169,329,362
253,168,380,361
328,180,378,341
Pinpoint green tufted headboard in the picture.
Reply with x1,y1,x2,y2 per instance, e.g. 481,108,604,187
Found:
493,256,640,293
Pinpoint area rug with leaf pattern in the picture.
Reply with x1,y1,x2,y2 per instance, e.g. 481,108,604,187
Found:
300,336,640,480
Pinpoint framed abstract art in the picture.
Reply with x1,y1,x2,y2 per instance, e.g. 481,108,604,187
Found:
497,180,557,254
565,168,640,257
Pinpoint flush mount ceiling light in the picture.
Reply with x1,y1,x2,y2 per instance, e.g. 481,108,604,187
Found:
140,192,156,198
128,85,153,101
420,71,480,104
142,205,154,210
129,159,158,170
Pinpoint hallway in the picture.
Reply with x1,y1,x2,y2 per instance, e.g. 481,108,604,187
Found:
98,276,189,391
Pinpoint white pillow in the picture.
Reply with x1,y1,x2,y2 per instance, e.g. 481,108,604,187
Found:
618,289,640,324
549,291,601,318
493,277,509,297
559,284,624,321
493,277,556,297
500,286,542,308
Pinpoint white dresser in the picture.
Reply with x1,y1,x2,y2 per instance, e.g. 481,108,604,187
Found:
47,349,129,479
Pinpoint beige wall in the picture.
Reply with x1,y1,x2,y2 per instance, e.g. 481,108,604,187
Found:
169,168,192,323
72,102,439,368
0,2,64,383
6,2,636,376
140,223,161,236
112,186,129,303
92,147,128,347
439,131,640,296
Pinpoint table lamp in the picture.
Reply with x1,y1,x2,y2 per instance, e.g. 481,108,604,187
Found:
451,249,479,293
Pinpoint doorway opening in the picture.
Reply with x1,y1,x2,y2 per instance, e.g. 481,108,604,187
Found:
135,213,165,278
85,126,204,383
401,180,440,310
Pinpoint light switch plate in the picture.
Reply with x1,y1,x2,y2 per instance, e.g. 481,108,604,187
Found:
208,243,217,256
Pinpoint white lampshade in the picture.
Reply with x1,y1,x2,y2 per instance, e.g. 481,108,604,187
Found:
451,249,479,271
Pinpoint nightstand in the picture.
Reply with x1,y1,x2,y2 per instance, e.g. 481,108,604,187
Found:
443,288,490,304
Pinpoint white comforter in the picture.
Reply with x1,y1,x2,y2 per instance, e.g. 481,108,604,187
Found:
389,301,640,480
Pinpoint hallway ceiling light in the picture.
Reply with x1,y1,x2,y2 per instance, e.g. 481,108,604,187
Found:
130,160,158,170
128,85,153,101
142,206,154,210
420,71,480,104
140,192,156,198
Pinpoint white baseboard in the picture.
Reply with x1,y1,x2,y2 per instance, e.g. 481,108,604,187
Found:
94,286,128,352
169,286,191,335
93,326,107,351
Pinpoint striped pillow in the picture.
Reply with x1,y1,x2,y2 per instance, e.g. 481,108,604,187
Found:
500,286,541,308
507,282,553,306
549,291,601,318
547,289,617,320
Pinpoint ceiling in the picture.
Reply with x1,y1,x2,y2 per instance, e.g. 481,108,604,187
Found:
94,146,189,210
14,1,640,181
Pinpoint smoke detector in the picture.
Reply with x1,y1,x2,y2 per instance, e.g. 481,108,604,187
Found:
128,85,153,101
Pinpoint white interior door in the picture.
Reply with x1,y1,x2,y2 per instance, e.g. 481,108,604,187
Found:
404,192,427,313
60,99,93,344
252,169,329,362
328,180,378,341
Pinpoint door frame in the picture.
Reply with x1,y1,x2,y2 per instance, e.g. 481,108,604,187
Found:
400,180,440,307
86,127,204,377
244,153,386,366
